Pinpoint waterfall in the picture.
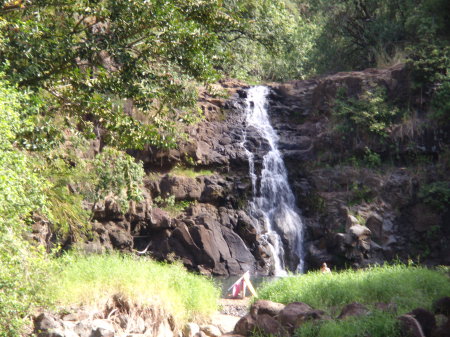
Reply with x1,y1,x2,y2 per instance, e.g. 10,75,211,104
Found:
243,86,305,275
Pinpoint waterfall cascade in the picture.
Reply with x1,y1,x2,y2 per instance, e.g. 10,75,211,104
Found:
243,86,305,276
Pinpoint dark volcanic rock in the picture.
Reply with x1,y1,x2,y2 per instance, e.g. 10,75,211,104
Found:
278,302,313,329
338,303,369,319
408,308,436,337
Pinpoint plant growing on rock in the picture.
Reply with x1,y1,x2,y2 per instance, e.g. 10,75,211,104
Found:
418,181,450,212
154,194,193,217
332,87,402,142
92,147,145,212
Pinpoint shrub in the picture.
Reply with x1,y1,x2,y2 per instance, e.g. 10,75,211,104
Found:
92,147,145,212
332,87,401,141
0,76,52,336
418,181,450,212
431,80,450,124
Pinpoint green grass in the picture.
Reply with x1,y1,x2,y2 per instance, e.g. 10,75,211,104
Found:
47,253,220,324
170,167,214,178
257,264,450,337
298,311,400,337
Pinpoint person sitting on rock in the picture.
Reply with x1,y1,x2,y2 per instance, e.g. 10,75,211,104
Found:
320,262,331,274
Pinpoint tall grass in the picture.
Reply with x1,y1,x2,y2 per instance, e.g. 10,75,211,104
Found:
170,167,214,178
47,253,220,324
257,264,450,337
258,264,450,311
298,311,400,337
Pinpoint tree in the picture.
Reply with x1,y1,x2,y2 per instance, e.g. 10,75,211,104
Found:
0,0,239,149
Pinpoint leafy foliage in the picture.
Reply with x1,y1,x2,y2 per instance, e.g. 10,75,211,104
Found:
332,87,402,141
431,80,450,124
303,0,450,73
419,181,450,212
0,77,52,336
0,0,241,149
92,147,145,212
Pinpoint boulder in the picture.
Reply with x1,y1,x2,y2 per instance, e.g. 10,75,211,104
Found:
73,321,93,337
184,323,200,337
408,308,436,337
349,225,371,240
108,227,133,250
433,297,450,317
432,318,450,337
398,314,426,337
293,309,328,329
365,213,384,242
338,303,369,319
34,313,65,337
278,302,313,329
250,300,285,318
200,325,222,337
150,207,172,229
91,319,114,337
255,314,286,337
160,175,204,201
234,314,256,337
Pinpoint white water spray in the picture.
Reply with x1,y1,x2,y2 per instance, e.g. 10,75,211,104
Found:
243,86,305,275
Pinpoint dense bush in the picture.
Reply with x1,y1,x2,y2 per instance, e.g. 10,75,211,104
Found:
0,77,52,336
332,87,402,142
419,181,450,212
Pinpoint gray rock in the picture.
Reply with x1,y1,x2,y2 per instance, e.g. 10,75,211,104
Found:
366,213,384,242
200,325,221,337
34,313,65,337
74,321,93,337
91,319,114,337
349,225,371,240
150,208,172,229
183,323,200,337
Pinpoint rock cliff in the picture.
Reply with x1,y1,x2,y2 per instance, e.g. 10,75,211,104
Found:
74,66,448,275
